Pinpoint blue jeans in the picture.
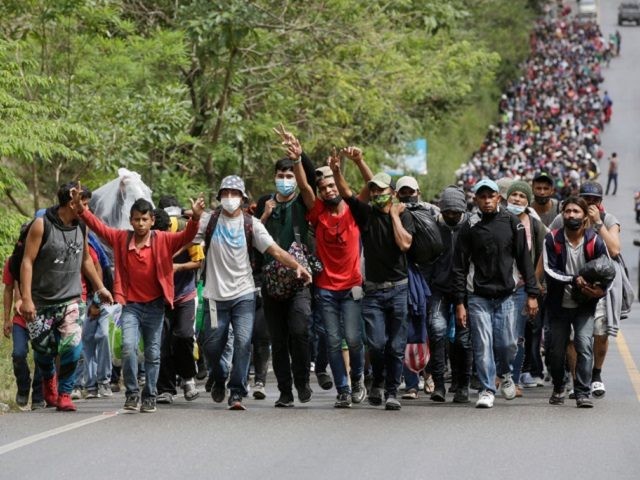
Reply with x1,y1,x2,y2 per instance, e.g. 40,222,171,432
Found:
546,306,595,398
467,294,517,393
82,303,117,391
316,287,365,394
428,291,472,387
203,293,256,397
12,324,43,403
121,298,165,399
362,284,409,397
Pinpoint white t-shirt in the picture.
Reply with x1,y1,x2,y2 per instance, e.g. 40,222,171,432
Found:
195,211,274,301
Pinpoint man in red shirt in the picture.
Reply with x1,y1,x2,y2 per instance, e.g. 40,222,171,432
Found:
71,189,205,413
289,135,373,408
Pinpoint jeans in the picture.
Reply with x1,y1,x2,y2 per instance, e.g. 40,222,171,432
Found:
263,287,311,393
467,294,517,393
157,299,197,395
316,287,365,394
12,324,43,403
33,301,83,394
202,293,256,397
428,291,472,388
403,366,420,391
251,292,270,385
82,302,116,391
606,173,618,195
121,298,165,399
546,306,595,398
362,284,409,397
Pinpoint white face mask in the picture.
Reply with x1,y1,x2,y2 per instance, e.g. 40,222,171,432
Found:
221,197,241,214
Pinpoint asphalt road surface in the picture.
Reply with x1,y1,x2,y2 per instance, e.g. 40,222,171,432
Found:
2,1,640,479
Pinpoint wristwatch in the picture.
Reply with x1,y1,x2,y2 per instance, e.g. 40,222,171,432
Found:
593,222,604,233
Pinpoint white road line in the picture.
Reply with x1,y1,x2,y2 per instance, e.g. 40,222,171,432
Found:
0,411,119,456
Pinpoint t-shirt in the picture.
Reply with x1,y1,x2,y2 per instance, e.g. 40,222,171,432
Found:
561,235,585,309
536,198,561,227
306,198,362,291
343,196,415,283
195,211,274,301
3,259,25,328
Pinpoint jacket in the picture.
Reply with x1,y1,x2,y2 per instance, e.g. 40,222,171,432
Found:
453,208,539,304
542,227,607,313
80,210,199,307
423,213,467,297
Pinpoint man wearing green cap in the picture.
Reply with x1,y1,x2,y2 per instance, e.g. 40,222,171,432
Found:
331,158,415,411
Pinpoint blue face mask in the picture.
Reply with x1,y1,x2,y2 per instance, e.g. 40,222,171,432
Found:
275,178,296,196
506,203,526,216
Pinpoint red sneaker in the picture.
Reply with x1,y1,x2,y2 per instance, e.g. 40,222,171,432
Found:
56,393,77,412
43,375,59,406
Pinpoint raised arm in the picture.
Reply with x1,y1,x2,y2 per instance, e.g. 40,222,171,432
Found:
340,147,373,201
329,155,354,199
286,133,315,210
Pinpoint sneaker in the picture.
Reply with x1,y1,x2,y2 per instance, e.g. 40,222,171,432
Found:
453,386,470,404
384,395,401,411
368,387,383,406
123,395,140,411
316,372,333,390
274,391,294,408
475,390,494,409
43,375,59,407
568,390,576,400
31,400,47,411
423,375,435,394
98,383,113,398
334,392,352,408
71,387,83,400
401,389,419,400
85,390,99,399
15,393,29,409
252,382,266,400
430,384,446,403
211,384,226,403
182,378,200,401
549,390,565,405
591,381,606,398
56,393,77,412
519,372,538,389
297,384,313,403
576,397,594,408
140,397,157,413
156,392,174,405
531,375,545,387
499,374,516,400
228,393,246,410
351,378,366,404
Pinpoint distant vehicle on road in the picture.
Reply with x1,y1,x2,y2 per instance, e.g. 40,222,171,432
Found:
577,0,599,21
619,1,640,25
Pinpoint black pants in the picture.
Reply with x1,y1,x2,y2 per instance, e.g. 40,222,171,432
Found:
157,299,197,395
251,293,270,384
522,303,544,378
262,287,311,394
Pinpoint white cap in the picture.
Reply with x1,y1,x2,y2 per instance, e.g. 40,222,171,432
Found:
395,176,419,192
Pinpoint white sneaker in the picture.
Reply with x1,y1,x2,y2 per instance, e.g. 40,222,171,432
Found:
519,372,538,389
475,390,494,408
591,381,606,398
500,374,516,400
531,375,545,387
71,388,83,400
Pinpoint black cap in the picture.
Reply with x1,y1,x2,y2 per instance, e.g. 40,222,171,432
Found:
532,172,554,185
579,181,603,198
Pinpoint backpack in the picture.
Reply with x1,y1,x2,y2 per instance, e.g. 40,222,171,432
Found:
406,205,444,267
204,208,256,271
550,228,597,261
8,216,59,283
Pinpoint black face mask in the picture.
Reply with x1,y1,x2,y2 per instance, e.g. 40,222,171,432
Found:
444,217,459,227
399,195,419,204
534,195,551,205
565,218,584,231
323,195,342,207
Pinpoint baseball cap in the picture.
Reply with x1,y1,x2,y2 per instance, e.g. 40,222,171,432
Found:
473,178,499,194
533,172,554,185
579,181,603,198
315,166,333,181
395,176,420,192
368,172,393,190
217,175,247,200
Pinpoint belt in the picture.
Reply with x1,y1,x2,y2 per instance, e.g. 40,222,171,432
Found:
363,278,408,291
